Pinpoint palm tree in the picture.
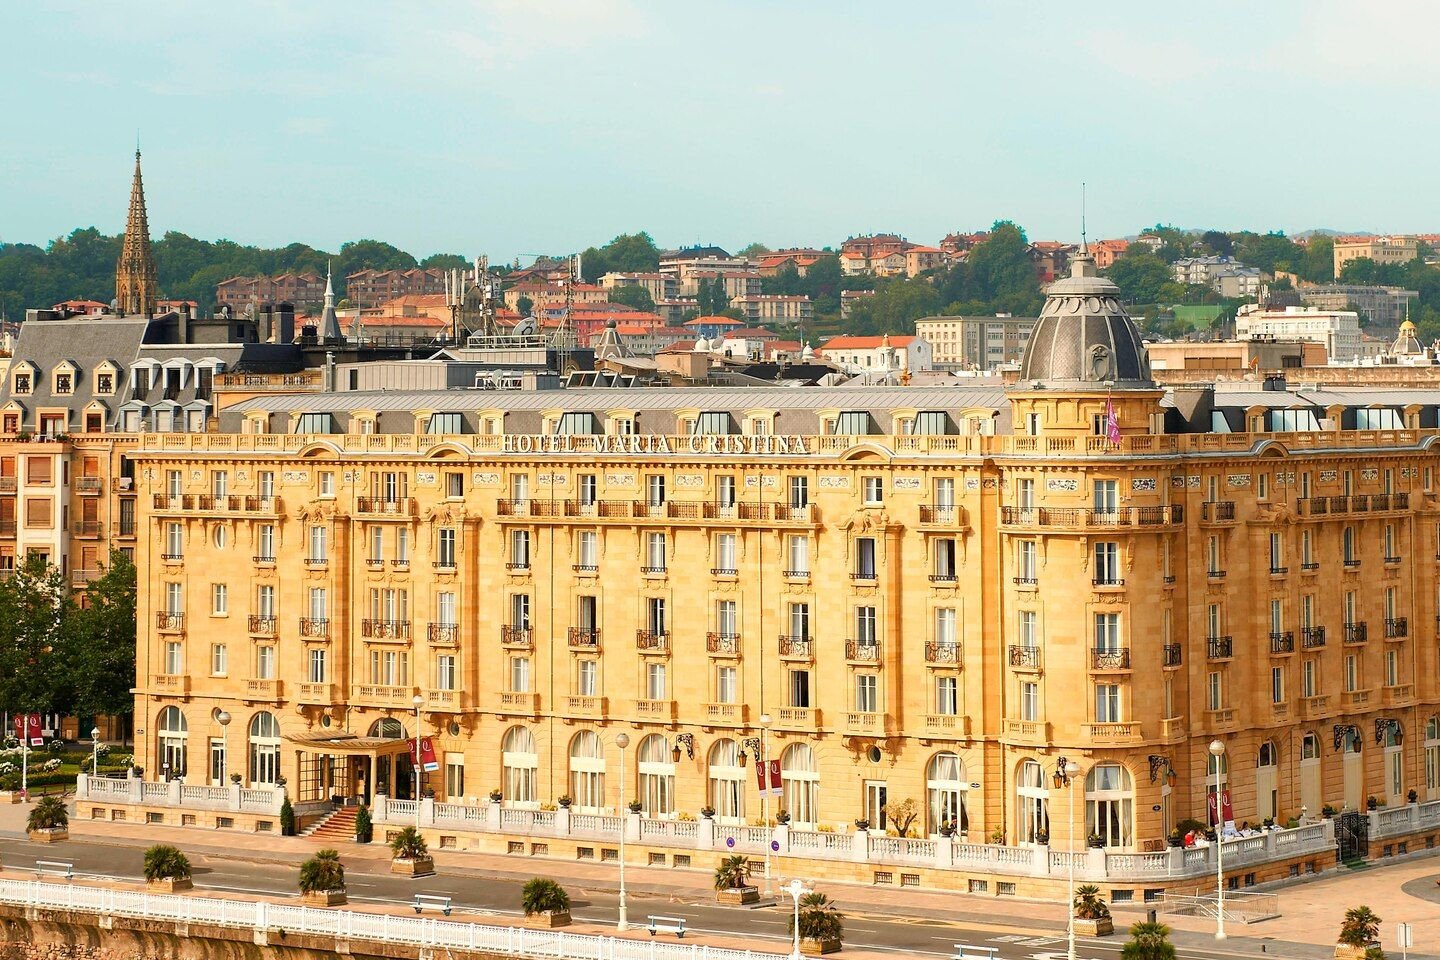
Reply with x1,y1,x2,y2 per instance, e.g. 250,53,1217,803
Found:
298,849,346,894
521,878,570,916
27,796,67,832
1073,884,1111,920
389,826,428,861
1120,920,1176,960
1339,906,1382,948
714,854,750,891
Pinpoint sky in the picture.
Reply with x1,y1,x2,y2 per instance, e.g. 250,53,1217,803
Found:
2,1,1438,262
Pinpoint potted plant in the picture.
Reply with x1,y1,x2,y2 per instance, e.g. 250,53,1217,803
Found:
1167,829,1183,848
1072,884,1114,937
1120,919,1175,960
489,788,503,803
1335,906,1382,959
938,820,957,839
142,844,192,892
558,795,573,809
230,772,242,785
388,826,434,877
354,804,373,844
27,796,68,843
0,772,22,804
298,848,347,906
1366,796,1378,811
791,891,844,955
627,799,643,814
1034,828,1050,845
714,854,759,905
853,818,871,831
521,877,572,928
700,805,716,819
776,811,791,825
280,796,296,836
1408,789,1419,804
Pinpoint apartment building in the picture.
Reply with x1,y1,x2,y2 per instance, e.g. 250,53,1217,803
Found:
728,294,814,326
345,269,446,309
1236,304,1363,361
1333,236,1419,278
914,315,1037,371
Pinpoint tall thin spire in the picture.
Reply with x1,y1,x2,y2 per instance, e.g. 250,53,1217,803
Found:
1080,181,1088,253
115,150,158,316
319,260,343,342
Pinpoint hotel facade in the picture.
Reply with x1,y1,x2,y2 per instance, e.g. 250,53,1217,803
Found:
113,256,1440,888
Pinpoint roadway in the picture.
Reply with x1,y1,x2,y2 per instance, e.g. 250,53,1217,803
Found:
0,835,1361,960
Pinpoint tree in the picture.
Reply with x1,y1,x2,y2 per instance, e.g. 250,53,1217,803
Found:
737,242,772,258
1299,235,1335,282
714,854,750,890
0,555,74,716
580,232,660,282
846,278,939,335
1199,230,1234,258
881,798,920,837
66,550,136,723
143,845,192,882
298,849,346,894
1120,920,1176,960
937,221,1042,317
521,877,571,916
1338,906,1381,948
1105,249,1175,305
608,284,655,313
790,892,844,945
515,295,533,317
1234,231,1301,274
420,253,469,269
336,239,417,275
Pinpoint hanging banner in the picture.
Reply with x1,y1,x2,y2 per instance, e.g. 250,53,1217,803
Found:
12,714,41,747
754,754,768,795
411,736,440,773
1206,788,1233,826
767,758,783,797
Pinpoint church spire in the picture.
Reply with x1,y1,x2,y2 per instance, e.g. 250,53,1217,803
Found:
115,150,158,316
319,260,343,342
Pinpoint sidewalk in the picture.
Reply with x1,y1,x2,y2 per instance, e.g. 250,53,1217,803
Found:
11,799,1440,958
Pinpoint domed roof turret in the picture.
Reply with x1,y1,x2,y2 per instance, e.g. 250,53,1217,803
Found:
1392,319,1423,356
1018,250,1152,388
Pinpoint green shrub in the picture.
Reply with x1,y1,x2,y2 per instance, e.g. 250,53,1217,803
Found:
143,845,191,882
521,877,570,915
1339,906,1381,947
389,826,428,860
714,854,749,890
354,804,373,843
298,849,346,894
280,796,295,836
789,892,843,944
1120,920,1176,960
1073,884,1111,920
27,796,67,831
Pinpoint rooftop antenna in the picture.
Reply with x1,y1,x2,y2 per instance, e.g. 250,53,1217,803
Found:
1080,181,1088,253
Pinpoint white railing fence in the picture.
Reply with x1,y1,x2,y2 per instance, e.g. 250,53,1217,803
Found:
0,878,784,960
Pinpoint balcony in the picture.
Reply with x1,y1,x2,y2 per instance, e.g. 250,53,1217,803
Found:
1384,555,1402,566
636,699,677,721
361,619,411,640
706,632,740,656
303,557,328,570
150,673,190,696
1269,566,1288,576
0,478,15,494
247,615,277,636
74,476,103,495
1090,648,1131,671
1001,718,1049,744
563,695,607,719
710,566,738,577
1344,622,1368,645
1206,636,1233,660
1084,722,1141,744
161,553,184,564
922,714,969,737
931,573,960,585
1163,643,1183,667
925,641,960,664
351,684,418,705
244,679,283,702
299,618,329,639
155,612,185,633
501,625,532,648
783,568,810,581
1343,559,1361,570
71,568,101,586
151,494,281,515
1344,689,1372,708
849,570,878,584
497,691,539,716
1160,716,1186,740
1299,694,1330,719
1008,645,1041,669
1091,577,1125,589
1000,505,1183,528
1010,575,1036,588
1383,683,1416,706
918,504,957,525
436,560,460,573
427,623,459,645
1385,617,1408,639
845,640,880,663
572,563,598,575
356,497,415,518
703,702,747,725
1205,708,1237,728
778,635,812,660
296,682,337,705
1207,568,1226,580
73,520,102,538
773,706,819,731
1269,631,1295,655
423,689,459,711
844,711,883,735
636,630,669,653
1301,561,1320,572
568,627,600,650
1301,626,1327,649
254,554,276,566
1200,501,1236,523
640,565,667,577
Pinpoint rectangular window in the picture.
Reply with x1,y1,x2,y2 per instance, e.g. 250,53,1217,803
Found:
646,474,666,507
1016,478,1035,514
396,527,409,562
716,665,737,704
1345,655,1359,692
1302,659,1317,697
1018,610,1037,647
166,469,182,498
646,662,668,700
788,602,810,639
1092,479,1118,514
693,412,729,435
1093,613,1120,651
1094,683,1121,722
1016,540,1036,581
789,475,809,509
308,648,327,683
1020,681,1039,721
256,645,275,680
164,641,183,675
309,587,328,622
1207,671,1223,710
1271,666,1285,704
854,606,877,645
445,755,465,798
934,607,957,646
576,530,598,568
1386,649,1399,687
1093,542,1119,583
427,413,463,435
256,584,275,618
855,537,877,578
715,599,738,637
862,476,884,505
854,673,878,712
256,524,275,561
436,654,457,691
211,583,228,615
318,471,335,497
308,526,328,562
211,643,227,676
574,659,597,696
165,522,183,557
645,597,666,637
436,591,457,626
787,535,809,575
789,669,811,708
445,472,464,499
645,532,666,572
935,675,959,715
165,582,184,615
369,525,384,562
501,529,525,569
577,474,596,506
716,474,736,508
258,471,275,500
511,593,531,628
715,533,737,573
555,412,597,435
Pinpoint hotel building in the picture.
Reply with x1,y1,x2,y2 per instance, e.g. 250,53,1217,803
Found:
107,253,1440,892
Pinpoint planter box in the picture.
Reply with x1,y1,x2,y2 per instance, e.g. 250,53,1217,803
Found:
390,857,435,877
717,886,760,906
301,890,348,907
28,828,68,844
800,938,841,956
523,910,572,929
147,877,192,893
0,792,22,805
1334,944,1381,960
1073,918,1114,937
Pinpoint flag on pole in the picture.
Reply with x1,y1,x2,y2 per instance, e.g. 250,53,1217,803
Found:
1104,397,1122,445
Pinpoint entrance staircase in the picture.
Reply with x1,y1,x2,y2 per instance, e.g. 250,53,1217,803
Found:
301,805,359,843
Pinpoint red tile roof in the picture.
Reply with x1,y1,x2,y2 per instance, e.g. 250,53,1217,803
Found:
820,335,919,349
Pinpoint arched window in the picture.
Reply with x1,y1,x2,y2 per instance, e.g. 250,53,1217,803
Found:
248,712,280,785
637,735,676,817
1016,759,1049,844
1383,722,1404,801
1085,764,1133,849
158,706,187,780
926,752,968,835
707,739,745,824
368,717,405,739
569,731,605,813
781,743,819,828
1425,718,1440,797
502,726,538,807
1256,741,1279,822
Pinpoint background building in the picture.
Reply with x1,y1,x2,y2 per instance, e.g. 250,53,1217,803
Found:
915,314,1036,371
1235,304,1363,360
1333,236,1419,278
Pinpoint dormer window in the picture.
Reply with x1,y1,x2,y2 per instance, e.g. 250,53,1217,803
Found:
54,374,72,395
12,374,30,395
96,373,114,395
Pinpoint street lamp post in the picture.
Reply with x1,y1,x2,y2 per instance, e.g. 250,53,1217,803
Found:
784,878,809,960
1209,739,1227,940
412,695,425,829
616,732,631,931
1055,757,1082,960
90,726,101,780
760,712,773,899
216,711,231,784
